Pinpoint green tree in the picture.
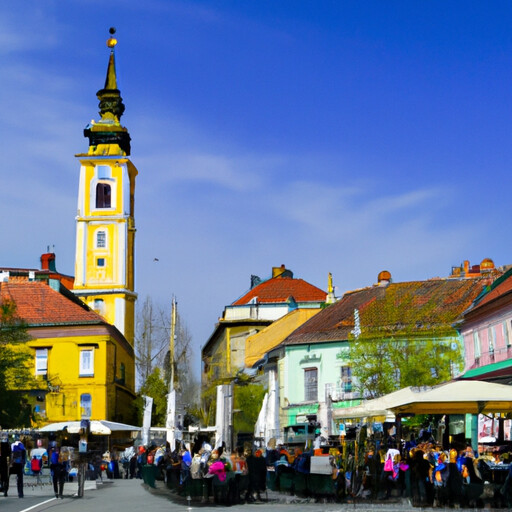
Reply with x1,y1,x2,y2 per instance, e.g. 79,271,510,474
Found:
233,379,266,435
348,287,464,398
349,335,461,398
0,300,34,427
134,367,168,427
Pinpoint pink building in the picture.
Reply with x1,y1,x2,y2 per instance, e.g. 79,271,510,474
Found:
459,266,512,384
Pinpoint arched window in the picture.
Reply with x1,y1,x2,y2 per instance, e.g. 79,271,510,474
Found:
93,299,105,316
96,183,111,208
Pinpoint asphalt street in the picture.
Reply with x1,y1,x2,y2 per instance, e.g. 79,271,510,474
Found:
0,473,504,512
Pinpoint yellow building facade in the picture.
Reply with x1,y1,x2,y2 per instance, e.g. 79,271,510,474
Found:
73,31,137,346
0,280,136,425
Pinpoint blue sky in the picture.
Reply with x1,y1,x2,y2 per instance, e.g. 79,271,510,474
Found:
2,1,512,370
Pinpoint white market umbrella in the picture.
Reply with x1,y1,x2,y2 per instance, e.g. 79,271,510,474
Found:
254,393,269,439
39,420,140,435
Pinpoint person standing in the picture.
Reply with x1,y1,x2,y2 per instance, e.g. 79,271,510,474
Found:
0,437,11,497
10,437,26,498
50,449,68,499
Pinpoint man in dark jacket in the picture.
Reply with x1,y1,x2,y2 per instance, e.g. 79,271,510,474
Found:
246,449,267,501
0,438,11,497
50,449,69,499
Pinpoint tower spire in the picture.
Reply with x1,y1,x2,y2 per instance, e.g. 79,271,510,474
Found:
83,27,131,155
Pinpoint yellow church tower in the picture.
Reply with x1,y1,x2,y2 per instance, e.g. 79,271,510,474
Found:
73,28,137,345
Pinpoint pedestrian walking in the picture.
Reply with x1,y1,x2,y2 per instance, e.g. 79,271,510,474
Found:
0,436,10,497
10,436,26,498
50,449,69,499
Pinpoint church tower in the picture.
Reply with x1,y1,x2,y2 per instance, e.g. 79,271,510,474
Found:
73,29,137,345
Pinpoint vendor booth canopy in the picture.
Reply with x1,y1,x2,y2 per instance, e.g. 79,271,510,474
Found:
39,420,141,435
387,380,512,415
333,380,512,420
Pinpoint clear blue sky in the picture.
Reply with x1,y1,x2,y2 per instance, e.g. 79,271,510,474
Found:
2,1,512,368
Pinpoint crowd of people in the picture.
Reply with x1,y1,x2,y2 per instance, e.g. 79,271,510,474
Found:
133,433,512,508
3,429,512,507
328,436,512,508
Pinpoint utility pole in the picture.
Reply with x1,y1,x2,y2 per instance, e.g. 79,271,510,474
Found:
166,297,177,449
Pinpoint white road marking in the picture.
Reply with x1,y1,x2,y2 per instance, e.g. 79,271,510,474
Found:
19,497,57,512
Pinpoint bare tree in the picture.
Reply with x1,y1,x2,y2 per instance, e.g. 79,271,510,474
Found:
135,296,199,407
134,297,169,389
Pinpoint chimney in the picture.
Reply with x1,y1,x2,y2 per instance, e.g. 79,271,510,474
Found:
463,260,469,276
377,270,391,286
41,253,56,272
272,265,293,279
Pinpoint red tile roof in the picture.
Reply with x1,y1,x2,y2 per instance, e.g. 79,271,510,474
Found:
0,281,103,326
232,276,326,305
466,268,512,312
282,277,492,346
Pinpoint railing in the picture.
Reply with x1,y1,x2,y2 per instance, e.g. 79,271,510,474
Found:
325,383,359,402
470,345,512,369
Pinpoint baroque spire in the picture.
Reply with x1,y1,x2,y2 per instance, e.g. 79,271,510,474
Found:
83,28,131,155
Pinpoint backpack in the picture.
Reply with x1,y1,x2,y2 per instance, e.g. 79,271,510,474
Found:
190,455,202,479
31,457,41,471
295,452,311,474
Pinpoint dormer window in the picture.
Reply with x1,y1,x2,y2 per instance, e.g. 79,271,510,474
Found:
96,183,111,208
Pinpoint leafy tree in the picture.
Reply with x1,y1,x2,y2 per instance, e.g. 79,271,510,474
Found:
233,378,266,434
0,300,35,427
349,286,464,398
133,367,168,427
349,335,461,398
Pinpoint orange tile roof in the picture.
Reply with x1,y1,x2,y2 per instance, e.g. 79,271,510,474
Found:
283,277,492,346
0,281,103,326
232,277,326,305
467,268,512,312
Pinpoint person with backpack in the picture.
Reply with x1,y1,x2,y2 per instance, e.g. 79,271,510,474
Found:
31,455,42,484
50,449,69,499
10,437,26,498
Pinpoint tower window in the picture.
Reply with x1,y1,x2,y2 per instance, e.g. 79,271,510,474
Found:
97,258,105,267
96,230,106,248
96,183,111,208
93,299,105,316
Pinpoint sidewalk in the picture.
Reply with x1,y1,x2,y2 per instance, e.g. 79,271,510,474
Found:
7,472,107,498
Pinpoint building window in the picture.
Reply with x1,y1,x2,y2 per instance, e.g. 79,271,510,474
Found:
93,299,105,316
97,258,105,267
505,321,511,347
304,367,318,402
79,349,94,377
35,348,48,376
96,183,111,208
488,327,495,354
473,331,481,358
340,365,352,393
80,393,92,418
96,230,106,248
